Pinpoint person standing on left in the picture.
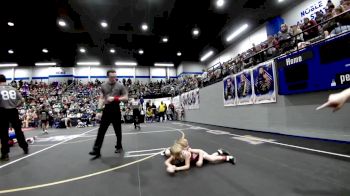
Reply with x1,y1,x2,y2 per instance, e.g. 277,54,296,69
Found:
0,74,28,161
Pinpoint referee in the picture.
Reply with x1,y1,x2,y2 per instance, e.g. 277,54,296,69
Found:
89,70,128,158
0,74,28,161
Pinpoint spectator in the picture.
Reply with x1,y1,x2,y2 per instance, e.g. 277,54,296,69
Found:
327,0,335,8
146,107,153,123
323,11,337,37
265,36,279,58
166,104,174,121
330,6,350,36
291,25,304,45
278,24,294,52
343,0,350,11
151,103,157,121
301,17,319,41
315,11,325,24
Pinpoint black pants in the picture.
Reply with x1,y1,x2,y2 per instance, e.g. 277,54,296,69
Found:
133,108,140,126
93,106,122,152
0,108,28,155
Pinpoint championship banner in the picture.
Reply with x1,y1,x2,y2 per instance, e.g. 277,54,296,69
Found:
236,69,254,105
181,88,200,110
223,75,237,107
252,61,277,104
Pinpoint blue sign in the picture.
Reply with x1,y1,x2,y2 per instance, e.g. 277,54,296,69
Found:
276,32,350,95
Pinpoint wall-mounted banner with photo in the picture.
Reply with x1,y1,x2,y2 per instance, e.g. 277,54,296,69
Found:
252,61,277,104
236,70,254,105
223,75,237,107
171,95,181,109
181,88,200,110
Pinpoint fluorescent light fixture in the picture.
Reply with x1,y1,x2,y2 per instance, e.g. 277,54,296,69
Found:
77,61,100,66
8,22,14,27
110,49,115,53
42,48,48,53
100,21,108,28
141,23,148,31
115,61,138,66
278,0,284,2
35,62,57,66
200,50,214,62
139,49,144,54
58,19,66,27
193,29,200,36
226,24,248,42
0,63,18,67
79,48,86,53
162,37,168,43
154,63,174,67
216,0,225,7
8,50,14,54
177,52,182,56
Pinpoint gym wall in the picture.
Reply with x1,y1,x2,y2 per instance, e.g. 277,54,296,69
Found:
177,62,205,77
184,82,350,142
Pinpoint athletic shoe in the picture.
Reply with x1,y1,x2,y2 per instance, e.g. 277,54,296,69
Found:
23,147,29,154
0,154,9,161
227,156,236,165
89,150,101,158
115,147,123,153
161,148,170,156
217,148,230,156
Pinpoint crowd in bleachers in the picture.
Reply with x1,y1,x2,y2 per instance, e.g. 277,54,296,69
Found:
9,80,99,130
7,78,186,130
201,0,350,87
117,76,200,98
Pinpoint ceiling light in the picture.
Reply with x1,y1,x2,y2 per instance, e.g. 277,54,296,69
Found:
226,24,249,42
101,21,108,28
177,52,182,56
35,62,57,66
141,23,148,31
162,37,168,43
79,48,86,53
200,50,214,62
77,61,100,66
216,0,225,7
0,63,18,67
139,49,144,54
8,50,14,54
278,0,284,2
193,29,200,36
42,48,48,53
115,61,138,66
7,22,14,27
58,19,66,27
154,63,174,67
110,49,115,53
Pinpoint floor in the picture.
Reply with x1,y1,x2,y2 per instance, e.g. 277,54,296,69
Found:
0,122,349,196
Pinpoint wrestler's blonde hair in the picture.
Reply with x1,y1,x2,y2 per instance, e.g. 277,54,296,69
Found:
176,138,188,148
170,143,184,161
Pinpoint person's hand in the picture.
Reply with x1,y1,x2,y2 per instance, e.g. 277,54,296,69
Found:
96,112,102,120
107,96,115,103
317,91,348,112
166,165,176,173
